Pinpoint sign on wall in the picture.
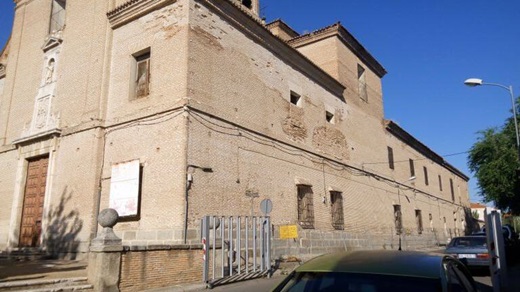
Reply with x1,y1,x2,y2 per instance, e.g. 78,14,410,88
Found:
109,159,140,217
279,225,298,239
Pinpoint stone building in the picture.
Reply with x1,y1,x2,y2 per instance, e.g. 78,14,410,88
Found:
0,0,471,260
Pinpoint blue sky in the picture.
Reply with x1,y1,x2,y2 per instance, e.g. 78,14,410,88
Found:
1,1,519,204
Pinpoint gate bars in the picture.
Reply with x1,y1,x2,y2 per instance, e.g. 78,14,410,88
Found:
201,215,272,288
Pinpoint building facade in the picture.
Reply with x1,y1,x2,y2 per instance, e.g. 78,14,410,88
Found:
0,0,471,259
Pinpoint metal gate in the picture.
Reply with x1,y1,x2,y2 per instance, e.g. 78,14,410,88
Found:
201,215,272,288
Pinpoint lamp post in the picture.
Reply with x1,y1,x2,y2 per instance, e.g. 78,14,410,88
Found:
464,78,520,160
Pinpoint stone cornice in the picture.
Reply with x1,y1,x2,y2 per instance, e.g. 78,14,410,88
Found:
12,128,61,146
200,0,346,100
288,23,387,78
107,0,178,29
385,120,469,181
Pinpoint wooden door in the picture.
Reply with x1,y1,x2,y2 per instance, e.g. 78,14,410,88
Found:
19,156,49,247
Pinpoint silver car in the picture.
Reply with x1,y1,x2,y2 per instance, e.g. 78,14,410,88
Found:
445,236,490,268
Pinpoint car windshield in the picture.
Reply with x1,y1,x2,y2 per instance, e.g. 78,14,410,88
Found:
275,272,441,292
449,237,486,248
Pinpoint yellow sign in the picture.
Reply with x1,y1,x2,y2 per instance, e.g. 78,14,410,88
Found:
279,225,298,239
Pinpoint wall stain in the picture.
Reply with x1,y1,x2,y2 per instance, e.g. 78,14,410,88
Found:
312,126,349,159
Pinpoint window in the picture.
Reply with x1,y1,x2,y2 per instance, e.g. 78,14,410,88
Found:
393,204,402,235
241,0,252,9
450,179,455,201
325,111,334,124
387,147,394,170
297,185,314,229
423,166,429,185
357,64,367,102
290,91,301,106
438,175,443,191
415,210,423,234
330,191,344,230
133,51,151,99
409,159,415,177
50,0,66,33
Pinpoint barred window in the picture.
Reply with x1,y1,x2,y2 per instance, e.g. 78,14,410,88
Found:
393,204,402,235
297,185,314,229
415,209,423,234
330,191,344,230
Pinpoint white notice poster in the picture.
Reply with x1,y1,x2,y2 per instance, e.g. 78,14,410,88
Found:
109,159,140,217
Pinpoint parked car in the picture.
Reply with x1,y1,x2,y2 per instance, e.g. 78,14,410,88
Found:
271,250,478,292
445,236,489,268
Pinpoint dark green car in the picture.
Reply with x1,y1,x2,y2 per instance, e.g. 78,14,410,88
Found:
272,250,478,292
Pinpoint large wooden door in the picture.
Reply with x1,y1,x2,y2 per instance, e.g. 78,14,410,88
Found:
19,156,49,247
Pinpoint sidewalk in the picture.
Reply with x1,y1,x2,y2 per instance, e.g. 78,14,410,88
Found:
0,258,87,282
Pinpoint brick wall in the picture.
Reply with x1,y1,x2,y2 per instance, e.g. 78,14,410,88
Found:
119,245,203,292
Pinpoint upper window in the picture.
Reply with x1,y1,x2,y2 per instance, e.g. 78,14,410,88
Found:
387,147,394,170
290,91,301,106
50,0,66,33
133,51,151,99
357,64,368,102
409,159,415,177
297,185,315,229
438,175,443,191
450,179,455,202
330,191,344,230
325,110,335,124
423,166,429,186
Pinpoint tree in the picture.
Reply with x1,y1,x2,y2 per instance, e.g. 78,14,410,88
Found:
468,99,520,214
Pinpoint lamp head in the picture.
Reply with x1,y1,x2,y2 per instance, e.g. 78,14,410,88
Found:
464,78,483,87
408,176,416,182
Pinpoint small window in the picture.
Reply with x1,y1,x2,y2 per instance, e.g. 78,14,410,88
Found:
450,179,455,201
387,147,394,170
325,111,334,124
409,159,415,177
330,191,344,230
297,185,314,229
415,210,423,234
133,51,151,99
50,0,66,33
290,91,301,106
357,64,367,102
241,0,252,9
393,204,402,235
423,166,429,185
438,175,443,191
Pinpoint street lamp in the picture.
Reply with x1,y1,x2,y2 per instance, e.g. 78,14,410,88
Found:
464,78,520,160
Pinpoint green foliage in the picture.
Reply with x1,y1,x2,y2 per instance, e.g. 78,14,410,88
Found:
468,97,520,214
472,210,479,220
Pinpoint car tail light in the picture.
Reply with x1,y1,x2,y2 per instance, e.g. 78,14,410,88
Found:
477,253,489,259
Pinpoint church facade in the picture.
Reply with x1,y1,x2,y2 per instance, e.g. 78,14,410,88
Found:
0,0,470,259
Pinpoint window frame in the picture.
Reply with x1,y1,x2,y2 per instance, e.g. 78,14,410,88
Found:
330,191,344,230
132,50,151,100
393,204,402,235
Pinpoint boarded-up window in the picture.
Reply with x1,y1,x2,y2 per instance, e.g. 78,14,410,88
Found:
393,204,402,235
330,191,344,230
387,147,394,170
50,0,66,33
134,52,151,99
409,159,415,177
450,179,455,202
297,185,314,229
358,64,367,102
415,209,423,234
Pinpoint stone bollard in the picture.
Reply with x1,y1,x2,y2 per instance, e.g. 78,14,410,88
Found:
88,208,123,292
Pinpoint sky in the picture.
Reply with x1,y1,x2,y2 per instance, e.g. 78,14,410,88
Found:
1,0,519,204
